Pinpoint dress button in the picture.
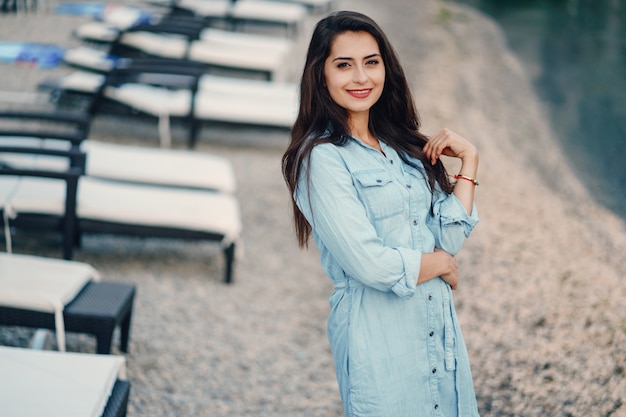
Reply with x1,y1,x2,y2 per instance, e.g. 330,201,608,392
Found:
434,404,439,410
406,184,411,189
390,159,394,164
432,368,437,374
429,331,434,337
412,220,418,226
428,295,433,301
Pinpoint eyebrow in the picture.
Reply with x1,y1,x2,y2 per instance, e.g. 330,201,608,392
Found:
331,53,381,62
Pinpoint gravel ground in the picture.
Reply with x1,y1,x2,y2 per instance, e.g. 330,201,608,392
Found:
1,1,625,416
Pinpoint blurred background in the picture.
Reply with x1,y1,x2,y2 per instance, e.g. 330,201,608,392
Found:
1,1,625,416
455,0,626,218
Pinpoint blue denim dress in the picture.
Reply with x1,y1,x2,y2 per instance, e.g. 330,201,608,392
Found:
295,138,480,417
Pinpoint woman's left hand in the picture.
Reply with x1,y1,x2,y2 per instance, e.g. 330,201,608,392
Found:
423,128,477,166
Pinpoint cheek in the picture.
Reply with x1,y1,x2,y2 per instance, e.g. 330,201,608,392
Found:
374,68,386,86
324,76,344,102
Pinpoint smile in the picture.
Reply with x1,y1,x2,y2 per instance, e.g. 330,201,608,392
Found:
347,89,372,98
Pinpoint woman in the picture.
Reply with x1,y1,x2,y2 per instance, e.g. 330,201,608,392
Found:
282,10,481,417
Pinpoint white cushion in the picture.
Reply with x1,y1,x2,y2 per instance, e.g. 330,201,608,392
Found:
171,0,230,17
106,79,296,127
65,30,290,78
0,346,125,417
0,137,236,193
283,0,334,7
74,21,119,42
48,69,299,104
198,74,298,104
1,139,51,171
187,40,286,73
0,253,98,313
0,177,26,207
0,176,67,216
100,4,154,29
120,31,188,58
232,0,307,24
82,141,237,193
2,175,241,244
194,89,296,127
0,253,99,351
41,69,97,93
77,177,242,244
105,83,192,116
172,0,306,23
198,28,293,53
64,48,117,74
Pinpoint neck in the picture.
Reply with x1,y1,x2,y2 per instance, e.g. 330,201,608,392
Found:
348,112,383,153
349,113,372,143
353,131,382,153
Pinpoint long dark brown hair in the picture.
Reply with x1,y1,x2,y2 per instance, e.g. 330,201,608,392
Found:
282,10,453,247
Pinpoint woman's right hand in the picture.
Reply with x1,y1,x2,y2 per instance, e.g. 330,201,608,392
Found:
418,248,459,290
423,128,478,166
435,248,459,290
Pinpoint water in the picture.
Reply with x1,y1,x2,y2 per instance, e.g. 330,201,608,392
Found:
454,0,626,218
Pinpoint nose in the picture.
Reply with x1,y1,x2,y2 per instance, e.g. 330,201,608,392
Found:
353,65,368,84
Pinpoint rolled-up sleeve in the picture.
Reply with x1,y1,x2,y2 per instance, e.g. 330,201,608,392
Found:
426,189,479,255
295,145,421,298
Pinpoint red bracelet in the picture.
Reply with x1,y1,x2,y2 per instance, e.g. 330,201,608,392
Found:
454,174,479,186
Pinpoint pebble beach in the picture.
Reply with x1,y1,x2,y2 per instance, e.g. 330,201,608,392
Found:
1,1,625,416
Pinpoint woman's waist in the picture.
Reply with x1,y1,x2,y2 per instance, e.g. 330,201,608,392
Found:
331,274,449,293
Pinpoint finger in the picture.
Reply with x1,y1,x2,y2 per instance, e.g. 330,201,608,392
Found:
425,130,451,164
424,138,440,163
428,141,447,165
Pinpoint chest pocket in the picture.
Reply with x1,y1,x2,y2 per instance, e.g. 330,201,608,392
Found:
353,169,404,220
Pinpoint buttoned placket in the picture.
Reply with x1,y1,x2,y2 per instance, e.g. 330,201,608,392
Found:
443,286,457,371
398,158,422,249
426,292,441,415
363,142,454,414
393,151,444,413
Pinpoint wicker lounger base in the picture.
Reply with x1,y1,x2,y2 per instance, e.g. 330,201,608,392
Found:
0,281,136,354
102,379,131,417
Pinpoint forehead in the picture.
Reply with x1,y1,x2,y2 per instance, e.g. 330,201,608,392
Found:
328,31,380,58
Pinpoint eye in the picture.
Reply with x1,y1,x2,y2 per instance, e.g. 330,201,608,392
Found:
336,62,350,69
366,58,380,65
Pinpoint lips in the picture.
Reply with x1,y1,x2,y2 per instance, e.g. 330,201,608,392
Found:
347,88,372,98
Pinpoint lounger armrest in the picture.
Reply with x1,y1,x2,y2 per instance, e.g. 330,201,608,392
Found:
120,57,209,73
0,146,87,171
0,165,83,181
0,110,90,126
102,66,202,90
126,20,204,39
157,13,210,28
0,110,91,145
0,147,84,260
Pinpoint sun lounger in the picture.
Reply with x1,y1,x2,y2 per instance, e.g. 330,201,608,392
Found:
0,142,242,283
57,0,308,33
0,346,129,417
39,66,298,110
74,20,293,52
39,63,297,147
146,0,308,34
63,16,294,79
0,110,238,191
269,0,336,12
0,252,136,354
68,20,295,80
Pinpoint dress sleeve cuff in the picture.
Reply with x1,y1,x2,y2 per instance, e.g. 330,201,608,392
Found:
390,247,421,299
433,193,479,237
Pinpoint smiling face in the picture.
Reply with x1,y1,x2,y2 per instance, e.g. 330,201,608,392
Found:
324,30,385,123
